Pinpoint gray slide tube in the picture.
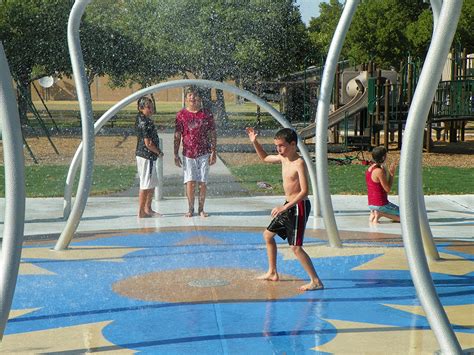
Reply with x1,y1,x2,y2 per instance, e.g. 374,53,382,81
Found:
399,1,463,353
0,42,26,341
55,0,94,250
61,79,319,248
314,0,360,248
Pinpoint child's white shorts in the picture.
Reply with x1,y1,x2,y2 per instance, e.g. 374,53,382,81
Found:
182,154,210,184
136,156,158,190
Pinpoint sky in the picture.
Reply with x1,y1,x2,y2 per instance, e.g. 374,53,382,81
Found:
295,0,325,25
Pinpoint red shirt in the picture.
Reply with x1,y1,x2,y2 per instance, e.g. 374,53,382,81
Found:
366,166,389,206
175,108,216,159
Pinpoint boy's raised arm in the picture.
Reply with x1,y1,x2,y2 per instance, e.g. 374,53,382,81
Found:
246,127,267,160
246,127,280,163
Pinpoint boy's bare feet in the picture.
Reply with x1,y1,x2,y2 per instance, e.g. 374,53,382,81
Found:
185,210,194,217
257,271,279,281
145,210,162,217
369,211,374,223
370,210,380,224
139,211,161,218
199,210,209,218
299,281,324,291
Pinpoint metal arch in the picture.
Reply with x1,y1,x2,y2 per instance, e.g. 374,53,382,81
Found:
415,0,443,261
0,43,26,340
314,0,360,248
58,78,319,250
55,0,94,251
399,1,463,353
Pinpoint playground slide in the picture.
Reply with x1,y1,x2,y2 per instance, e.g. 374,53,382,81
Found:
298,79,368,141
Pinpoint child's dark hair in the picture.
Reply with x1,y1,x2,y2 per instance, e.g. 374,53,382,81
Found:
274,128,298,144
137,96,153,111
184,86,201,97
371,146,387,164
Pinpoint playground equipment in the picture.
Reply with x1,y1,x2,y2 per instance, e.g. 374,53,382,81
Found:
299,52,473,153
0,43,26,341
299,72,368,142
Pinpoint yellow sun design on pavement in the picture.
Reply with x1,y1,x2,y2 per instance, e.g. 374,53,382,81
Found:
281,245,474,276
313,318,474,354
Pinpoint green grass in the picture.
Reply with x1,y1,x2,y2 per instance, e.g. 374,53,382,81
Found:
229,164,474,195
34,100,277,113
0,163,470,198
30,100,280,130
0,165,136,197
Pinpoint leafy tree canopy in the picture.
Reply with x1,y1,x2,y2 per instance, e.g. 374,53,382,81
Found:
308,0,473,69
308,0,344,63
0,0,71,82
108,0,311,86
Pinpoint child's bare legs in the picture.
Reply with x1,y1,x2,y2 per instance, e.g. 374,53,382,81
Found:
369,210,374,222
257,229,279,281
291,245,324,291
198,182,208,217
380,211,400,222
138,189,159,218
369,210,380,223
371,210,399,223
185,181,195,217
144,189,161,216
138,189,148,218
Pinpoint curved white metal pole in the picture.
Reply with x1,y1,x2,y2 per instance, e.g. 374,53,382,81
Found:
314,0,360,248
399,1,463,354
0,42,26,340
60,79,318,248
55,0,94,250
430,0,442,31
415,0,443,261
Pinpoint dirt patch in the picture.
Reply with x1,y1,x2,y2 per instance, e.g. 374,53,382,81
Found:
6,136,137,166
1,135,472,168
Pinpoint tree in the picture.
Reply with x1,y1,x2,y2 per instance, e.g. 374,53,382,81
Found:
405,8,433,60
0,0,149,121
455,0,474,53
0,0,72,122
346,0,428,68
307,0,344,64
111,0,311,123
1,0,312,125
83,0,172,89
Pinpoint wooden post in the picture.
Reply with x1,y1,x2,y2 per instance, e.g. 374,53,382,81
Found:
335,63,341,110
461,48,467,78
460,120,466,141
426,107,433,153
384,80,390,151
407,63,413,106
397,61,404,150
375,69,382,146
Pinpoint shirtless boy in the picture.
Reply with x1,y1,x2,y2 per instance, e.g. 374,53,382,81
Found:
246,127,324,291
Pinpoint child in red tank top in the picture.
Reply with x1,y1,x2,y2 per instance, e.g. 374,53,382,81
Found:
366,146,400,223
